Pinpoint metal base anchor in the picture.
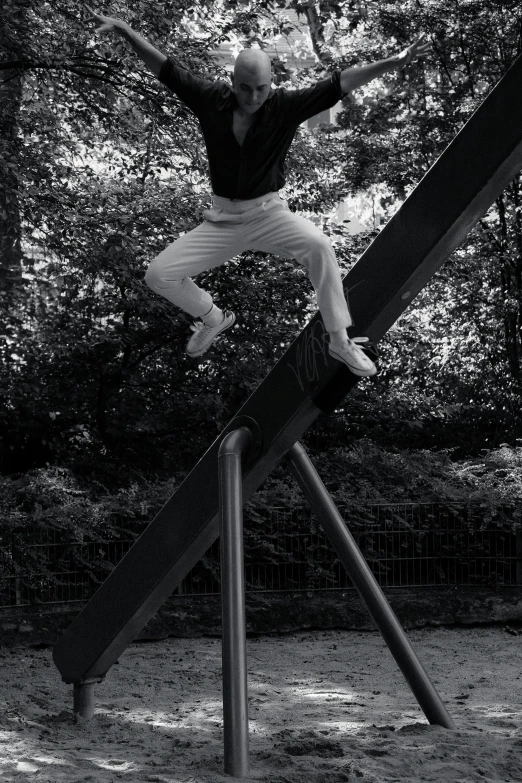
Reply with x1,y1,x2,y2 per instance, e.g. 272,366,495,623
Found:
73,678,103,720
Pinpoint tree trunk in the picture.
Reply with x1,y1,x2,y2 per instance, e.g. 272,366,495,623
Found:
0,36,24,288
299,2,332,64
497,193,521,386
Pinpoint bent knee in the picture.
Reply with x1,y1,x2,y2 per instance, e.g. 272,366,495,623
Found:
144,261,182,291
144,262,161,290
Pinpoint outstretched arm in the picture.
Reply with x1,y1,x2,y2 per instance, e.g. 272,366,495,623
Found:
340,34,431,94
86,5,167,77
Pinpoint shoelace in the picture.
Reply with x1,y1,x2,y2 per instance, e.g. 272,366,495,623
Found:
332,337,374,364
189,321,215,344
333,336,370,351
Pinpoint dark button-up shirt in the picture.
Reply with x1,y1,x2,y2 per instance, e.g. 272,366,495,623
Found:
158,58,344,200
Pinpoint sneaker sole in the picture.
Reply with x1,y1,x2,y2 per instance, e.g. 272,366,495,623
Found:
186,312,236,358
328,347,377,377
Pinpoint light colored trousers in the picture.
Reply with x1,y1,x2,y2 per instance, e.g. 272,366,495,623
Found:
145,191,352,334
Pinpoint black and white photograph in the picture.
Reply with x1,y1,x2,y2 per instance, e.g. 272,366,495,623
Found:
1,1,522,780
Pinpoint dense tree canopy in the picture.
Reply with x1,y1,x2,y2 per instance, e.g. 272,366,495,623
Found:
1,0,522,477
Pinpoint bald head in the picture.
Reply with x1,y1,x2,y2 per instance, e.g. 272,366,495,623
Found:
232,49,272,115
234,49,272,81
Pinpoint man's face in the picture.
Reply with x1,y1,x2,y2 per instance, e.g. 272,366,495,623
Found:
233,63,271,114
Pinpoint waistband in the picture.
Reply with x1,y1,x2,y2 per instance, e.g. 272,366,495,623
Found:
212,192,280,213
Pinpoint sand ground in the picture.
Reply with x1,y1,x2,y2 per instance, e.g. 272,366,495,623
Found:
0,626,521,782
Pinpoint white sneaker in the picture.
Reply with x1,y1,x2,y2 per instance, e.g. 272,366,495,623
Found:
186,311,236,358
328,336,377,377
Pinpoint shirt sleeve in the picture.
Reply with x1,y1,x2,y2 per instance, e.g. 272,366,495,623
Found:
157,57,216,116
280,71,343,126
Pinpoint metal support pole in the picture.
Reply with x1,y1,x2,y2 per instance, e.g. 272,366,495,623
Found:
73,678,101,720
218,426,253,778
287,441,455,730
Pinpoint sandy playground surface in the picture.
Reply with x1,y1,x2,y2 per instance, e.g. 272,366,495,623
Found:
0,626,521,782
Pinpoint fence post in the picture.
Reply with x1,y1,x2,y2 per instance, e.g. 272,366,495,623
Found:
516,529,522,586
14,561,23,607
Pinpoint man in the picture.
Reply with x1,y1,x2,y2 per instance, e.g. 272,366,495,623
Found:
88,7,430,376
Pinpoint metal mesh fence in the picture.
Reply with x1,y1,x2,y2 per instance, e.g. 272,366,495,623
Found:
0,528,136,607
1,503,520,608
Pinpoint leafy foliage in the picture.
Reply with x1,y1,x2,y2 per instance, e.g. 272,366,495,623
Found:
2,443,521,606
311,0,522,443
1,0,522,482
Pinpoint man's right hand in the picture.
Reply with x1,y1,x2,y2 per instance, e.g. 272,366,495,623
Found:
85,5,126,35
84,4,167,77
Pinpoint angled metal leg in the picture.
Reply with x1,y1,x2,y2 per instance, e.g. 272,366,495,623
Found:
219,427,253,778
287,441,455,730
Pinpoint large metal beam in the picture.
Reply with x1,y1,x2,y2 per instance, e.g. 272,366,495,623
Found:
54,54,522,685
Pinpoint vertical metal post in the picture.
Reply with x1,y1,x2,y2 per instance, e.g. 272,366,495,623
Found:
73,678,100,720
218,426,253,778
287,441,455,730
